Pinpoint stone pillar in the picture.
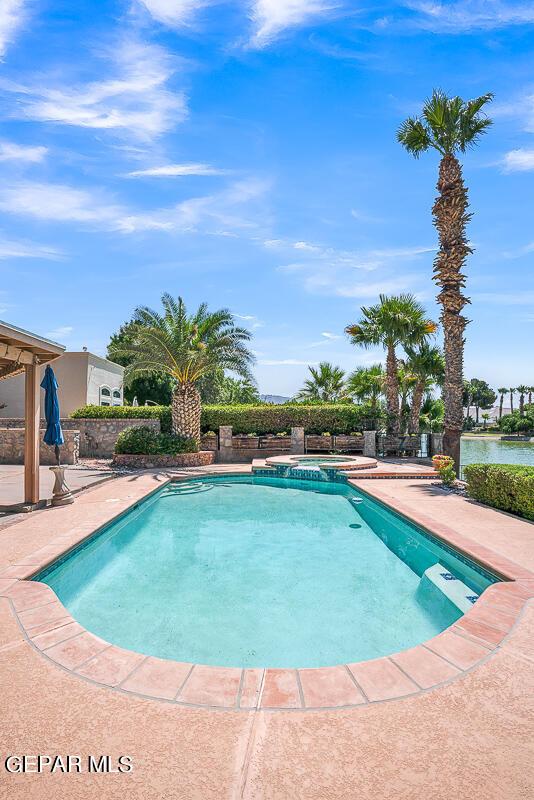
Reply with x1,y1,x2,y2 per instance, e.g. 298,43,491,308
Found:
290,427,305,454
430,433,443,456
363,430,376,458
218,426,233,462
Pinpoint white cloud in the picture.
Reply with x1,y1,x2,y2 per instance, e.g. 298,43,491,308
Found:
136,0,208,27
403,1,534,32
0,176,270,237
0,140,47,163
501,148,534,172
249,0,340,47
0,0,26,57
117,178,270,234
0,236,63,260
321,331,341,339
0,181,125,228
234,313,265,329
293,240,321,252
46,326,73,340
273,238,434,298
2,39,186,141
127,163,226,177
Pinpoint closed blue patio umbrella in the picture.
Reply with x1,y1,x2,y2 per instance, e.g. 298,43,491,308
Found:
41,364,64,465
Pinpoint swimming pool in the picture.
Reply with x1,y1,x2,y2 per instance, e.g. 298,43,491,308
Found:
34,476,497,669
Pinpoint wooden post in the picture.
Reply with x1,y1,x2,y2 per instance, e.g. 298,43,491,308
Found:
24,361,40,504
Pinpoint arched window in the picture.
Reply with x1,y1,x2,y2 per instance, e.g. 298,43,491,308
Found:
100,386,111,406
112,388,122,406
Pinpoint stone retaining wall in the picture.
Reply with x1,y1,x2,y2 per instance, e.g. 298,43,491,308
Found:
75,418,160,457
112,451,214,469
0,417,160,458
0,428,80,465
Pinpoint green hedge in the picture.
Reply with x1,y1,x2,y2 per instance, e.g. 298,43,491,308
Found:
115,426,197,455
72,403,380,435
71,405,172,432
464,463,534,521
199,403,378,434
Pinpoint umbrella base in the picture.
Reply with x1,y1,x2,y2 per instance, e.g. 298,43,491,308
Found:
49,466,74,506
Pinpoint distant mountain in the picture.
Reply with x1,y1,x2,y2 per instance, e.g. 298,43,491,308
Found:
260,394,291,405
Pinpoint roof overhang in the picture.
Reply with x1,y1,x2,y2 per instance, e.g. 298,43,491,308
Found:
0,320,65,381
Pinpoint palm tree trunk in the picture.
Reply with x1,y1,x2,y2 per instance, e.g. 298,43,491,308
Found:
519,393,525,416
510,391,514,413
432,154,471,473
385,343,400,436
408,380,425,435
499,394,504,420
171,383,201,444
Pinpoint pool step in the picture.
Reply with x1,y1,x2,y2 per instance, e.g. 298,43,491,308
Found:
418,563,479,614
251,459,276,473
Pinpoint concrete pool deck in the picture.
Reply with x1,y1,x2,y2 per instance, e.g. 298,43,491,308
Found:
1,466,533,798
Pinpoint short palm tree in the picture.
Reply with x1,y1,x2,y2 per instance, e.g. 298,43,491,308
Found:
295,362,346,402
109,294,255,443
404,344,445,435
497,387,508,421
346,294,436,436
528,387,534,405
398,89,493,469
517,384,529,416
346,364,384,413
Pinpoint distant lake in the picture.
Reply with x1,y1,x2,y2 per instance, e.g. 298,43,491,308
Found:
461,437,534,471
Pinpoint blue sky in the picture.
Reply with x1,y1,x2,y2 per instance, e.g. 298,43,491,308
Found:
1,0,533,396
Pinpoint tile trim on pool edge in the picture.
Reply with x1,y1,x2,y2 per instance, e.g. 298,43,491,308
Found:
1,467,534,712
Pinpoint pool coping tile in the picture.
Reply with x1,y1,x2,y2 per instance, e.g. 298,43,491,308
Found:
120,656,192,700
347,657,419,702
390,645,461,689
177,665,242,707
299,666,366,708
261,670,302,708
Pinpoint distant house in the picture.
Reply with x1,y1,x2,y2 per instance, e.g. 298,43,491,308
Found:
0,351,124,418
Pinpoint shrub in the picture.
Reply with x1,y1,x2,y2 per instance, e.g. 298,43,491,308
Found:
432,454,456,486
199,403,380,435
71,404,172,432
115,426,197,455
72,402,382,435
464,463,534,521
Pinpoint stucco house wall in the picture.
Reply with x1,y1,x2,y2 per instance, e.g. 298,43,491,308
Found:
0,352,124,418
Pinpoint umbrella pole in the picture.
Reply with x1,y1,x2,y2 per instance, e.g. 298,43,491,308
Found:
54,444,61,466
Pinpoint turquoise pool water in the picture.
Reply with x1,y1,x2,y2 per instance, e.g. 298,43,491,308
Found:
35,476,496,669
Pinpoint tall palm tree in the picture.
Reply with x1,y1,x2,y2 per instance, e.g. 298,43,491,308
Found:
109,294,255,443
404,344,445,435
497,387,508,421
528,387,534,405
398,89,493,470
346,364,384,413
295,362,346,402
346,294,436,436
509,387,515,414
517,384,529,416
